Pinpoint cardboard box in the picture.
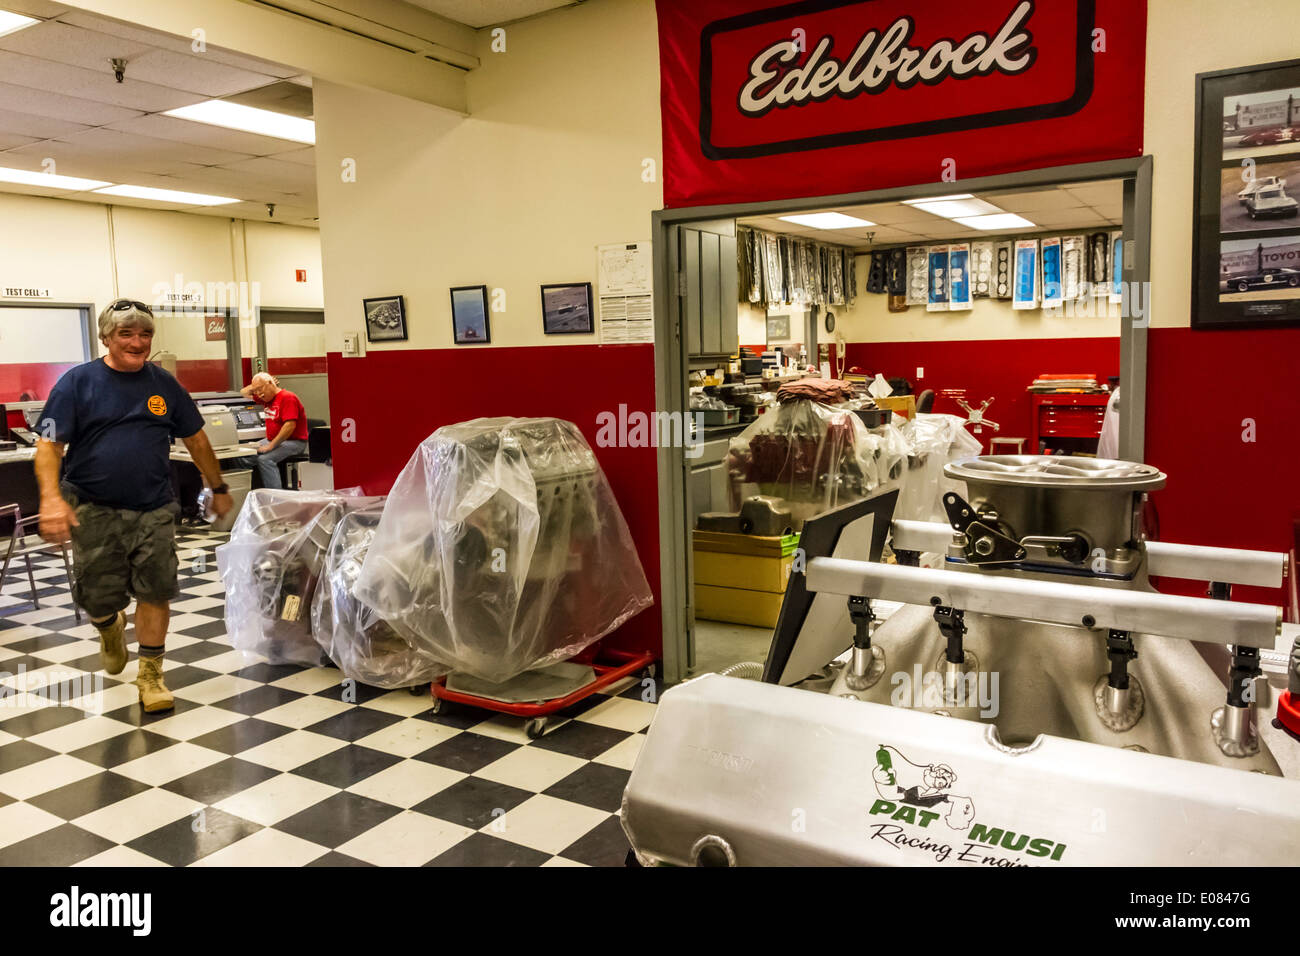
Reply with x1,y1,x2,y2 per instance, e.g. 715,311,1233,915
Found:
693,530,798,627
873,394,917,420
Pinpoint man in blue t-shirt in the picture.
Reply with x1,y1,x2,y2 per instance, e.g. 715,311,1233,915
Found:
35,299,233,712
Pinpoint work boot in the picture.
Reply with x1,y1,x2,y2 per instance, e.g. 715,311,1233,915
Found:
135,655,174,713
96,611,128,675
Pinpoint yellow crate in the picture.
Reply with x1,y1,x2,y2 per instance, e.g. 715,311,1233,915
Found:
693,549,793,593
695,585,786,628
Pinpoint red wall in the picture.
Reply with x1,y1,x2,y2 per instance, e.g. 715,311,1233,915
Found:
325,343,662,659
1146,327,1300,606
0,362,78,403
844,337,1121,452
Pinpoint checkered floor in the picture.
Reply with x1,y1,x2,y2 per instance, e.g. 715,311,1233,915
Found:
0,528,658,867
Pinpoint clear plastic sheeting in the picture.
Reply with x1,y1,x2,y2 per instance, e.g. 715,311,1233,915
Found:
353,417,653,685
726,399,907,527
895,413,983,523
311,505,448,689
217,489,386,666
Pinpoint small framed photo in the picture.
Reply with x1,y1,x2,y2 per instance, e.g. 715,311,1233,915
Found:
540,282,594,334
363,295,407,342
450,285,491,344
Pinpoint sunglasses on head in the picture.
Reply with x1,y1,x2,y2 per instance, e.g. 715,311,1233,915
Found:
109,298,154,316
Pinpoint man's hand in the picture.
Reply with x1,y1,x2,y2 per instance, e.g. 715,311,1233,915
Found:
212,492,234,519
257,442,273,454
39,497,79,544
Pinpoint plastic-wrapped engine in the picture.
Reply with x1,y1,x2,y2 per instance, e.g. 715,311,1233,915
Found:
352,417,653,685
894,413,984,523
726,399,907,527
217,489,386,666
311,504,447,689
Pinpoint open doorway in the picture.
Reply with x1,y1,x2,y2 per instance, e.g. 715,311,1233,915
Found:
653,158,1153,683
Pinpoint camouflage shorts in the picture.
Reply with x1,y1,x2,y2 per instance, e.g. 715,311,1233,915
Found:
63,486,180,618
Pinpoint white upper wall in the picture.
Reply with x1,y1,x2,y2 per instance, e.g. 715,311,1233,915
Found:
0,191,322,361
1145,0,1300,329
314,0,662,352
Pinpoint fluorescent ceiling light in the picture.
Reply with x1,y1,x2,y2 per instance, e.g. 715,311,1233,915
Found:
93,184,239,206
953,213,1038,230
0,10,38,39
902,194,973,205
164,100,315,144
910,198,1004,219
0,166,111,190
779,212,875,229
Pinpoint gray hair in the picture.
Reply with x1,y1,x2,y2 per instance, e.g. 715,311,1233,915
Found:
97,300,155,340
251,372,278,387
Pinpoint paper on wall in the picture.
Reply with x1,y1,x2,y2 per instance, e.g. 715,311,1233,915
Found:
597,241,653,343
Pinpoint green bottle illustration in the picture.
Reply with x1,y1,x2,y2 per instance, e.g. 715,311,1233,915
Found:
876,745,896,785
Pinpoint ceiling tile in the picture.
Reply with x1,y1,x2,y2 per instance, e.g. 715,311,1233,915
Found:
212,156,318,193
0,20,153,73
269,147,315,167
55,11,301,78
119,48,280,98
104,113,307,157
0,50,206,112
0,105,90,139
0,130,38,149
21,127,257,169
1062,182,1123,206
1028,207,1105,227
989,188,1086,212
0,79,142,124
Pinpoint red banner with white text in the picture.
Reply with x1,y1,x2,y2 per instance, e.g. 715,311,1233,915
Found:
656,0,1147,207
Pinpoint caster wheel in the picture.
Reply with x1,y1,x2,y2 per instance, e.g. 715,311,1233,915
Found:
525,717,548,739
428,696,443,715
408,684,427,696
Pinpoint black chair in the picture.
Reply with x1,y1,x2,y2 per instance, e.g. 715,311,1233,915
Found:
916,389,936,414
0,503,81,622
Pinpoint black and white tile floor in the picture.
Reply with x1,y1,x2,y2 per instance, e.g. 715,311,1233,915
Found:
0,528,659,867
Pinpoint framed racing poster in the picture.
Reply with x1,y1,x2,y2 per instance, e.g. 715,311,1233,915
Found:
1193,58,1300,329
363,295,407,342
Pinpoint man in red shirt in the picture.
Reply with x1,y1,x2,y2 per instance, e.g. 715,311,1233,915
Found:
234,372,310,488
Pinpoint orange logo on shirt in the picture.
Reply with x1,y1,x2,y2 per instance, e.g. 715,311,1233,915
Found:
147,395,167,416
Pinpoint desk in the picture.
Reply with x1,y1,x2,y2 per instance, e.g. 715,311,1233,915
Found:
1030,393,1109,454
170,443,264,463
0,446,38,522
170,443,262,519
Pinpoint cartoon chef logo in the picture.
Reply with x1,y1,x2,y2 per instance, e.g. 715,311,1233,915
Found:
873,744,975,831
147,395,167,416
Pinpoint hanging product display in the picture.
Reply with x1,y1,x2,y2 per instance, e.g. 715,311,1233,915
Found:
1110,230,1124,303
761,232,783,305
846,251,857,306
948,243,972,311
739,227,763,304
1061,234,1086,301
828,246,845,305
905,246,928,306
886,248,906,296
994,241,1013,299
1041,236,1064,310
1088,231,1111,297
865,251,887,294
1013,238,1040,310
927,245,950,312
970,242,994,297
353,417,653,685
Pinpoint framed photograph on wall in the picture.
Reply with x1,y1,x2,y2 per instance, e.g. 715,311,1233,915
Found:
1193,58,1300,329
540,282,594,334
450,285,491,344
363,295,407,342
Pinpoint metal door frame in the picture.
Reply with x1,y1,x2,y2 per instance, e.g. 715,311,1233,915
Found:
254,306,327,373
652,155,1154,684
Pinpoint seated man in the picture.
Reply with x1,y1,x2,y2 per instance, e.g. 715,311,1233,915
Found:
232,372,309,489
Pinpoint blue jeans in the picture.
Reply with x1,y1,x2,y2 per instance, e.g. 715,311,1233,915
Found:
231,439,308,490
